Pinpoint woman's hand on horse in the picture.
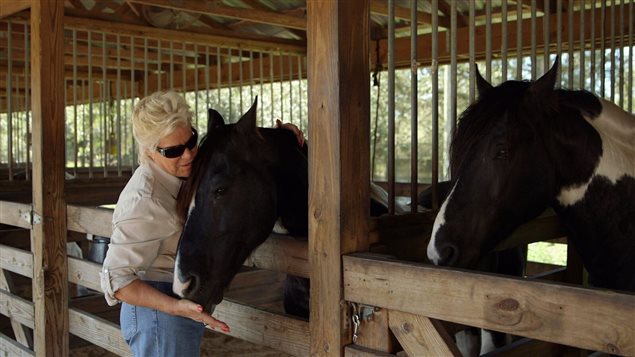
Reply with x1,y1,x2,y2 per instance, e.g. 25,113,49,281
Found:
276,119,305,147
175,299,230,333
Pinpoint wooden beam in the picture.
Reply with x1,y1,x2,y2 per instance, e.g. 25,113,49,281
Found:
0,0,30,19
213,299,310,357
0,201,32,229
129,0,306,30
308,0,372,355
0,270,33,349
68,308,131,356
30,1,69,355
370,0,449,28
389,310,461,356
344,345,398,357
344,254,635,356
0,333,34,357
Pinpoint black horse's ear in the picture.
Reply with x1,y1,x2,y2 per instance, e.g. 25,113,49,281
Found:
208,108,225,132
530,55,559,96
235,96,259,136
475,64,493,97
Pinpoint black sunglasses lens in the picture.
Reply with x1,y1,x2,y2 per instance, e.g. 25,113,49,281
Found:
162,147,186,158
158,129,197,158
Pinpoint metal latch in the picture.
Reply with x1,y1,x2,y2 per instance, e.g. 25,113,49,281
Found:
21,209,42,225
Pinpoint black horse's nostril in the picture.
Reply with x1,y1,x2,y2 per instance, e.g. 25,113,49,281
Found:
438,243,459,267
186,273,201,297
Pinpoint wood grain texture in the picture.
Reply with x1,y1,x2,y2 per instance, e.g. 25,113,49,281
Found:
389,310,460,357
307,0,371,355
30,0,69,354
344,254,635,356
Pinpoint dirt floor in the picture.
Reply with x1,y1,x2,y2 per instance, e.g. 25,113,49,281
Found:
69,329,292,357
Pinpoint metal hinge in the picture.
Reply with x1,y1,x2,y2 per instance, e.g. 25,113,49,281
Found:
21,209,42,225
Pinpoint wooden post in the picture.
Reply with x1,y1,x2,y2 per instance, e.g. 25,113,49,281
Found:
30,0,69,355
307,1,371,355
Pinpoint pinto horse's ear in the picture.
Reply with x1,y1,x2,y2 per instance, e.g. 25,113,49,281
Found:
475,64,493,98
208,108,225,132
235,96,259,137
530,55,559,96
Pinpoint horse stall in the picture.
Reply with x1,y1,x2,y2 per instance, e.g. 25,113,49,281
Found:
0,1,634,357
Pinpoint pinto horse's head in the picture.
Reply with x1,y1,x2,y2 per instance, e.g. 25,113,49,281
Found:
427,58,602,268
172,99,280,311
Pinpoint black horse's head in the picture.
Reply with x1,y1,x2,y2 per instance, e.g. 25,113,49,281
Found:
427,58,602,268
172,99,308,311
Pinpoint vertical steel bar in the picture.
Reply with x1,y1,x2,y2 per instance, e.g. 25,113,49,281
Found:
260,51,264,126
170,41,174,89
610,0,616,102
7,21,13,180
288,54,293,124
568,0,574,89
431,0,439,209
131,36,137,171
144,38,149,97
206,46,211,110
580,1,585,89
502,0,508,80
238,47,244,113
194,44,199,128
629,0,633,112
249,50,254,105
228,48,233,121
618,0,625,108
388,0,396,214
102,32,107,177
24,22,30,180
116,34,122,176
544,0,550,74
279,53,284,121
88,31,94,178
601,0,606,96
531,0,537,79
217,47,222,109
182,42,187,96
485,0,492,82
410,0,418,213
590,1,596,92
517,0,523,79
557,0,563,85
73,29,78,176
157,40,162,91
469,0,475,102
270,53,274,125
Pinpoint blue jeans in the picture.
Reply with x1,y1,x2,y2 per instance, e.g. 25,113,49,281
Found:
120,281,205,357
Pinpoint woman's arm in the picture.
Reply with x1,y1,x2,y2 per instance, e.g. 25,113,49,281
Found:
115,280,229,332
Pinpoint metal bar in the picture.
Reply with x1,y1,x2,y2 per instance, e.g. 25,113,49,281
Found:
144,38,149,97
298,55,304,131
157,39,162,91
238,47,244,113
7,21,13,181
579,1,585,89
502,0,508,81
431,0,439,209
182,42,187,96
217,46,222,109
568,0,574,89
410,0,418,213
131,36,137,171
387,0,396,214
24,22,30,180
116,34,122,176
517,0,523,79
194,43,199,127
288,54,293,124
103,32,108,177
279,53,284,121
629,0,633,112
485,0,492,82
73,29,78,176
260,51,264,126
88,31,94,178
590,0,596,92
206,46,210,110
618,0,625,109
228,48,233,121
531,0,537,79
610,0,616,102
170,41,174,89
557,0,563,85
601,0,606,96
469,0,475,102
249,50,254,106
270,53,274,125
544,0,550,74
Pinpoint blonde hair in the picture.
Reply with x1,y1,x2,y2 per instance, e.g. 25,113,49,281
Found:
132,90,193,164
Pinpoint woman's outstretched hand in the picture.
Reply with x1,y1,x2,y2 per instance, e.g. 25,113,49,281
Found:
175,299,230,333
276,119,305,147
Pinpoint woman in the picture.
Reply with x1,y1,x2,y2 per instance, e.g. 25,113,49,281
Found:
100,90,303,356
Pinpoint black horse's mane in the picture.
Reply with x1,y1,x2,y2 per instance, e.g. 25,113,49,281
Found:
450,79,600,178
177,128,230,224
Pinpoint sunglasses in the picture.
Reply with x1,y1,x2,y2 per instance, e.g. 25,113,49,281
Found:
155,128,198,158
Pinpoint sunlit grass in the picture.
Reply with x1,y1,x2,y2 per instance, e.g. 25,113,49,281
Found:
527,242,568,266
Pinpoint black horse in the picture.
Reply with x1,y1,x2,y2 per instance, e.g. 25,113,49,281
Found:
172,99,388,318
427,58,635,293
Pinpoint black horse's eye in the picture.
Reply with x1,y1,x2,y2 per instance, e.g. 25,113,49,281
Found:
495,149,507,159
214,187,226,198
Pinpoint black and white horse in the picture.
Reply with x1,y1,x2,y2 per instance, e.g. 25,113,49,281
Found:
427,59,635,293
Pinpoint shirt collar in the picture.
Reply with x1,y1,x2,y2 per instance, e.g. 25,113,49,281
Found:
147,160,183,199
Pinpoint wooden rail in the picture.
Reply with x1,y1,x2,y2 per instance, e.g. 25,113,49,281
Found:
343,254,635,356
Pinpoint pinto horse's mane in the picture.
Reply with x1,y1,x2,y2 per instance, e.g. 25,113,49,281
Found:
451,81,602,178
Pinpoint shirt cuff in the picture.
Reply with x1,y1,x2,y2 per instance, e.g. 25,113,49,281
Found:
100,268,137,306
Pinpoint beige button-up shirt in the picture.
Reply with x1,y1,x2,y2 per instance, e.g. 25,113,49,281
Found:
100,160,183,306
